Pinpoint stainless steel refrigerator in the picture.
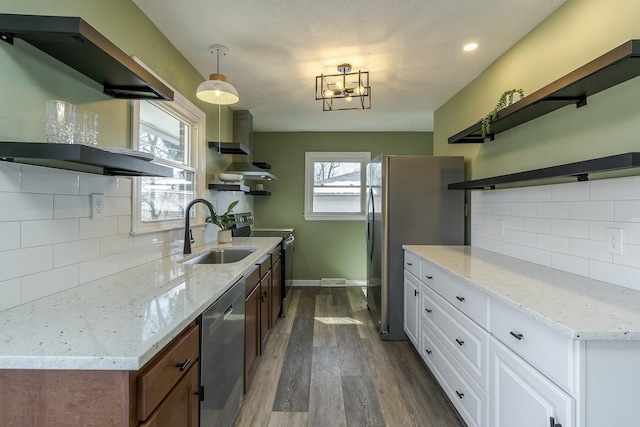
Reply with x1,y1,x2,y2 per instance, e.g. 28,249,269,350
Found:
366,155,464,340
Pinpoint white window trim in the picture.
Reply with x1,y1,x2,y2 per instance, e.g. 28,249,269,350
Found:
304,151,370,221
129,64,206,234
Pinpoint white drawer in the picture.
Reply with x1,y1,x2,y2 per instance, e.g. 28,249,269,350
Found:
404,251,420,278
421,325,486,427
421,259,489,329
490,299,574,392
421,283,488,390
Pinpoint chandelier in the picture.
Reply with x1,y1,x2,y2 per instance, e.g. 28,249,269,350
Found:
315,64,370,111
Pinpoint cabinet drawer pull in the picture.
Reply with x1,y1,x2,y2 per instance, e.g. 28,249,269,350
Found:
510,331,523,340
455,338,464,346
425,275,433,280
455,391,464,399
425,348,432,355
455,296,465,302
414,289,419,296
425,308,432,313
549,416,562,427
175,358,191,372
406,262,413,266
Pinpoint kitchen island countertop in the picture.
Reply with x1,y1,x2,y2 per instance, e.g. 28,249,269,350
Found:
0,237,281,371
404,245,640,341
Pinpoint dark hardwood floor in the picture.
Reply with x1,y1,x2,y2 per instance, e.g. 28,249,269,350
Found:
235,287,465,427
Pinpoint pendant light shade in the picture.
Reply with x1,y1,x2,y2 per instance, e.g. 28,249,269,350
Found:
196,44,239,105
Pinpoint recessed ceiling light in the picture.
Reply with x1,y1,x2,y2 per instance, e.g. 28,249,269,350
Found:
463,42,479,52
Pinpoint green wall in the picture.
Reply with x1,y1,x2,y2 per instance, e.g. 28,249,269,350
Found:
0,0,232,173
252,132,432,281
434,0,640,179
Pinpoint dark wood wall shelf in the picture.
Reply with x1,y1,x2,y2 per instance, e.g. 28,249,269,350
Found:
449,40,640,144
0,14,173,100
246,191,271,196
208,183,250,192
448,152,640,190
0,142,172,177
208,142,249,155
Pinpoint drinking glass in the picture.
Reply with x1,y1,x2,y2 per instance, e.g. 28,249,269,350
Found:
45,100,76,144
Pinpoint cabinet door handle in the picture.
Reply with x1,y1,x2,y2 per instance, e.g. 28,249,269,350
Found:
549,417,562,427
194,385,205,401
455,296,465,302
414,289,419,296
406,262,413,266
455,338,464,346
425,349,432,355
510,331,523,340
175,358,190,372
425,308,432,313
425,275,433,280
455,391,464,399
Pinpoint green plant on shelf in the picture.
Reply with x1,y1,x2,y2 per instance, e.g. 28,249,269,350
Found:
206,200,239,230
480,88,525,138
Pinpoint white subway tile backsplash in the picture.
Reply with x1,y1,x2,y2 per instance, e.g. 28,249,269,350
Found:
21,219,79,247
105,196,131,216
117,177,132,197
537,202,571,219
552,181,589,201
79,255,118,284
471,175,640,292
21,265,79,303
0,193,53,221
589,260,640,292
54,239,100,268
133,232,160,249
0,162,21,192
100,234,134,257
0,222,20,252
146,241,181,262
551,219,589,239
54,195,90,219
522,247,552,267
0,246,52,282
590,175,640,201
79,174,117,196
79,217,118,240
551,252,589,276
0,278,22,311
522,185,552,202
117,215,132,234
569,201,614,221
614,200,640,222
117,247,148,271
21,165,79,195
537,234,570,253
523,217,552,234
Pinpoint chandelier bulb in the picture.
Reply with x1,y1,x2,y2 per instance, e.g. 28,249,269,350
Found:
323,89,334,98
345,95,352,103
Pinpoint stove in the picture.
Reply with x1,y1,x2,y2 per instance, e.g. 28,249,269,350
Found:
230,212,295,316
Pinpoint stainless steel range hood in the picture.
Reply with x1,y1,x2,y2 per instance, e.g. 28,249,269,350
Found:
226,110,277,181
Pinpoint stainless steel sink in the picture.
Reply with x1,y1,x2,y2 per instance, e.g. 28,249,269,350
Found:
181,248,256,265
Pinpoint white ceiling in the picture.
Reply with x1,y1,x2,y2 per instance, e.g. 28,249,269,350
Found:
132,0,565,132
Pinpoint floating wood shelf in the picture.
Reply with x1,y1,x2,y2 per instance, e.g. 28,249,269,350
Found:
0,142,172,177
448,153,640,190
208,142,250,155
246,190,271,196
208,183,250,192
449,40,640,144
0,14,173,100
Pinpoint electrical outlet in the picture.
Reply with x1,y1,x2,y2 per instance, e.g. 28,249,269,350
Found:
606,227,623,255
91,193,105,220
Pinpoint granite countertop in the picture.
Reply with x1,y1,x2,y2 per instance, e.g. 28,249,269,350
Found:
404,245,640,341
0,237,281,371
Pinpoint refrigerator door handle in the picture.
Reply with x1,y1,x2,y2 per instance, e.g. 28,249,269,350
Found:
367,188,375,261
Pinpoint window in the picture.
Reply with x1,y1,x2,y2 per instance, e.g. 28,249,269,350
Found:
304,152,370,220
131,91,206,233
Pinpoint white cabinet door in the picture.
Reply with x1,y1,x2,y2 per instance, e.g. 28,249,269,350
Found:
403,270,420,347
489,337,575,427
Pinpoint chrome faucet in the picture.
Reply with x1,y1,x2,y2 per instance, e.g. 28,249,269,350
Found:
183,198,217,255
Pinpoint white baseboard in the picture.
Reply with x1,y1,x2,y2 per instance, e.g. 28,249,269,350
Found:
292,280,366,287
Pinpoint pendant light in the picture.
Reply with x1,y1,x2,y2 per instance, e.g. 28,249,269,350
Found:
196,44,239,105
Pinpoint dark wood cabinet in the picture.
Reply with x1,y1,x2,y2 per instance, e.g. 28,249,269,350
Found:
243,267,261,393
260,270,272,348
271,256,282,324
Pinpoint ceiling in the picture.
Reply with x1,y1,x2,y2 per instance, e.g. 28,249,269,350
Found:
132,0,565,132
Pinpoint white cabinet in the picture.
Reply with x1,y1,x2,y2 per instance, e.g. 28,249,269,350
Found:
403,270,420,347
489,336,575,427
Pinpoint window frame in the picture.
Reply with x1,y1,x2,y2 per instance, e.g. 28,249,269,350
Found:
304,151,371,221
130,90,206,234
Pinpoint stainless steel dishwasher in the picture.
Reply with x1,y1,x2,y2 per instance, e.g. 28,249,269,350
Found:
199,277,245,427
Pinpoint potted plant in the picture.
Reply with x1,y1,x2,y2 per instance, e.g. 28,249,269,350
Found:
480,88,525,138
208,200,239,243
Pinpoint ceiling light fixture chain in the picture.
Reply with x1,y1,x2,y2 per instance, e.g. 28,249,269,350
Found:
315,63,370,111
